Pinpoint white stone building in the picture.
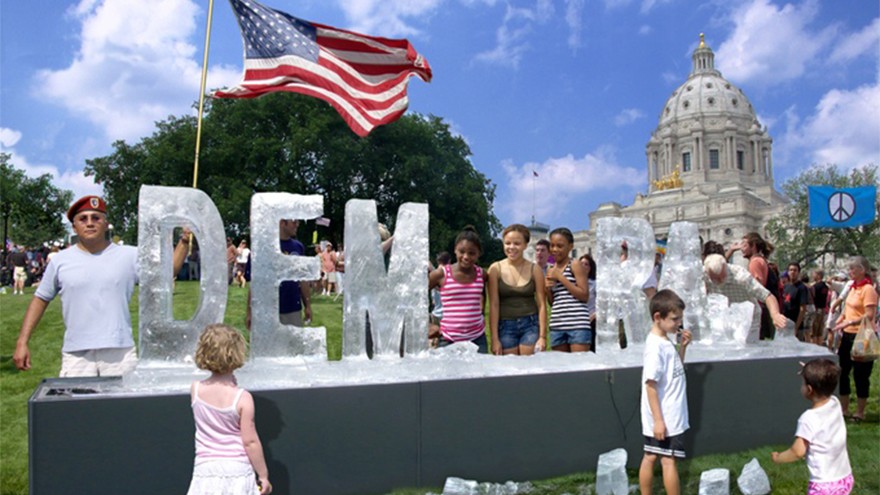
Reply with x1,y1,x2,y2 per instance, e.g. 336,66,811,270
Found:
570,34,787,258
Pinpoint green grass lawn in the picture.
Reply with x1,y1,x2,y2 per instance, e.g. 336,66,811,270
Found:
2,281,878,494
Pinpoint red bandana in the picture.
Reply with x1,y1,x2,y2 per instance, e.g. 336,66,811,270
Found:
851,276,873,289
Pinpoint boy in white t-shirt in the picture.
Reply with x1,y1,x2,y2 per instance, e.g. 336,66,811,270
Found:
772,358,853,494
639,289,692,495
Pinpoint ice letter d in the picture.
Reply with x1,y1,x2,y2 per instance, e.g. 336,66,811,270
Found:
138,185,227,362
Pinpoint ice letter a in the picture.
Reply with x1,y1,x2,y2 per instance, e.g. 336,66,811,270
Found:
250,193,325,360
657,222,708,340
138,185,227,362
595,217,654,346
342,200,429,359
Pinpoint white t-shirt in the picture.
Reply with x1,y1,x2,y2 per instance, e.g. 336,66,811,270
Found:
641,331,689,437
235,247,250,264
35,243,139,353
795,395,852,483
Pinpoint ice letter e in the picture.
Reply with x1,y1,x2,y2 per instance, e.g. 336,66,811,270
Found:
138,185,227,362
594,217,654,346
657,222,708,340
342,200,429,359
250,193,326,360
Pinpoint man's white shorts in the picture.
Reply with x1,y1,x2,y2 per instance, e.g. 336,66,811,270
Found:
60,346,138,377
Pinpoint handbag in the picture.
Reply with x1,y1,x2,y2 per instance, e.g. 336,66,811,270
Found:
851,317,880,362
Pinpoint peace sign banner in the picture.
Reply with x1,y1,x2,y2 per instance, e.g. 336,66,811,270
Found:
808,185,877,228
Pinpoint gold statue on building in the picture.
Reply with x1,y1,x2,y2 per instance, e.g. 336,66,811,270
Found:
652,166,684,191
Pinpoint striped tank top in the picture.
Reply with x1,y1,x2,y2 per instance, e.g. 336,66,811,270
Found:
439,264,486,342
549,262,591,331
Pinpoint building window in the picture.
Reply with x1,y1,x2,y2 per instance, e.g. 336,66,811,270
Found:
737,151,745,170
682,152,691,172
709,149,720,169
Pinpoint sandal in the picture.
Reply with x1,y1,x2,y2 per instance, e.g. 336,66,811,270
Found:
847,415,864,424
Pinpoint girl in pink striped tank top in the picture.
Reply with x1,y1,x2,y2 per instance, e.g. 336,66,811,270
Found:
187,324,272,495
429,226,489,353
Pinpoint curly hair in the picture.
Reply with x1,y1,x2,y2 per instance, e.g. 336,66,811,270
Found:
195,324,247,374
454,225,482,254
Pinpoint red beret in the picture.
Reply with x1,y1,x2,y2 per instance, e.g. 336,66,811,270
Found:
67,195,107,222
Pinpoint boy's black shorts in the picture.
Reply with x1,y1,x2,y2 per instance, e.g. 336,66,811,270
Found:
643,434,686,458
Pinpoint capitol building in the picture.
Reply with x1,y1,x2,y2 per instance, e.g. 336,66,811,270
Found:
566,34,788,257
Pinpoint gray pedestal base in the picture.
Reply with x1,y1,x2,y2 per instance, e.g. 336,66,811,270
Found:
30,356,810,494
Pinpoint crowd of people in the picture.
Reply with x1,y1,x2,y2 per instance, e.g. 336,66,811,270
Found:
2,243,62,294
8,194,876,495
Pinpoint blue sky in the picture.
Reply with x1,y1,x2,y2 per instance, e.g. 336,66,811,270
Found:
1,0,878,232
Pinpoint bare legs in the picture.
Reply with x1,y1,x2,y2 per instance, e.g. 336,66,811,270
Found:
639,453,680,495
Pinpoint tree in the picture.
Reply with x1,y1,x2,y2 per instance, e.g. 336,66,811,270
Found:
0,153,74,249
85,94,501,259
765,164,879,267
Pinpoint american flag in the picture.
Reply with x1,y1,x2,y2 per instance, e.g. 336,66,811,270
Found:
214,0,432,137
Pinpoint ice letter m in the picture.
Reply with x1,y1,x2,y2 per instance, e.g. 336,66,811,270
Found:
342,200,429,359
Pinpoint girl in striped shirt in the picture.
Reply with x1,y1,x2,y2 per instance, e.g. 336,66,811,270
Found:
429,226,488,353
546,227,592,352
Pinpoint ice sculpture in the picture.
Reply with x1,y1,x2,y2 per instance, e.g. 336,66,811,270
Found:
137,186,227,361
250,193,325,360
441,477,532,495
704,294,756,345
657,222,708,340
595,218,654,346
342,200,429,359
699,468,730,495
736,458,771,495
596,448,628,495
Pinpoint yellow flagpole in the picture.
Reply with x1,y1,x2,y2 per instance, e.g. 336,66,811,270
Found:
192,0,215,190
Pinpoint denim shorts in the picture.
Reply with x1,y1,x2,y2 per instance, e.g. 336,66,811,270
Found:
550,328,592,347
498,314,539,349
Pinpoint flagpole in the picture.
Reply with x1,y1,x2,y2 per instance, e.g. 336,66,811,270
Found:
192,0,216,190
531,172,536,226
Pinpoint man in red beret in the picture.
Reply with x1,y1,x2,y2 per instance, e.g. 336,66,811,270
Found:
13,195,190,377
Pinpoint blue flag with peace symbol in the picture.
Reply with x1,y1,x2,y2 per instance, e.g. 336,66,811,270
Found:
808,185,877,228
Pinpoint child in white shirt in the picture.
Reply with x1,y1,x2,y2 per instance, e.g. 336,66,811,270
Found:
639,289,692,495
772,358,853,495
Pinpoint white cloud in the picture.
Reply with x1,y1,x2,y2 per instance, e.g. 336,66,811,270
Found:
473,0,563,68
0,128,23,148
795,83,880,168
715,0,835,87
640,0,673,15
564,0,585,51
638,25,652,35
614,108,645,126
36,0,240,144
473,6,534,68
334,0,443,37
661,71,679,84
1,128,102,199
501,148,644,223
829,17,880,64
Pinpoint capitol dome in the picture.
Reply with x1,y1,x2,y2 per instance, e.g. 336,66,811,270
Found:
578,33,787,259
659,42,759,128
646,34,774,194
